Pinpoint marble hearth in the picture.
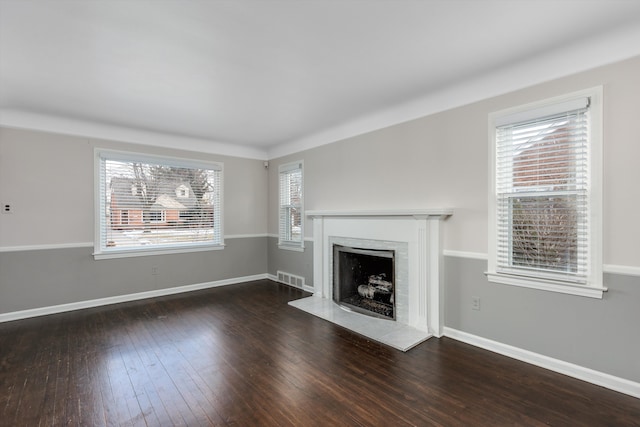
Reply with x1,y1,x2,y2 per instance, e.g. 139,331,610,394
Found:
288,209,451,351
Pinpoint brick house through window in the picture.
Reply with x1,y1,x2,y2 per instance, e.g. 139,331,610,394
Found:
109,177,201,230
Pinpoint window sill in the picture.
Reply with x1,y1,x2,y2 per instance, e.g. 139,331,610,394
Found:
93,244,225,260
485,272,606,299
278,243,305,252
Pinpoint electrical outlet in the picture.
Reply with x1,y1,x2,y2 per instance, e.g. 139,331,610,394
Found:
2,203,12,214
471,296,481,311
151,266,159,275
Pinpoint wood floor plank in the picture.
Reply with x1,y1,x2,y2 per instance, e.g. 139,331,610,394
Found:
1,280,639,426
31,323,61,426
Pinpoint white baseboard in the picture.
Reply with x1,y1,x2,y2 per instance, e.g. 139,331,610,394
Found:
0,273,268,323
443,327,640,400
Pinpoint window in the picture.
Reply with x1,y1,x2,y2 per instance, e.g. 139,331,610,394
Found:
488,87,604,298
279,161,304,250
176,184,189,198
95,149,223,259
148,210,166,223
121,210,129,225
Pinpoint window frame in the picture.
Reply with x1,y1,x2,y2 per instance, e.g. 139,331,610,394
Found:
278,160,304,251
94,149,224,259
487,87,605,298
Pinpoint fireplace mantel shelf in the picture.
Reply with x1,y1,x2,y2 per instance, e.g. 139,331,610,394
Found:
306,209,453,219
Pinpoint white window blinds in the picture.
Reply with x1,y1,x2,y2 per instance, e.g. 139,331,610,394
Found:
279,162,303,247
96,150,223,256
495,98,590,283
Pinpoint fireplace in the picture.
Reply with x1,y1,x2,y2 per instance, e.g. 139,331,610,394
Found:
333,245,395,320
288,209,452,351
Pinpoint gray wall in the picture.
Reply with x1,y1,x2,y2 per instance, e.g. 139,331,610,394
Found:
0,127,268,314
266,236,313,286
445,255,640,383
267,56,640,383
0,127,268,246
268,56,640,265
0,237,266,313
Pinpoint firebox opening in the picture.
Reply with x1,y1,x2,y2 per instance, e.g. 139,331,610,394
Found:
333,244,395,320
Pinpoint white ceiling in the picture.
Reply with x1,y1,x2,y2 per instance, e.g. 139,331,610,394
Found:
2,0,640,159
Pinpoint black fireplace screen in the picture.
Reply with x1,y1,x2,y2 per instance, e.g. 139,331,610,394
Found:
333,244,395,320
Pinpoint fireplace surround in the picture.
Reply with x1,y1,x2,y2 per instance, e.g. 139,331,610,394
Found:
289,209,452,351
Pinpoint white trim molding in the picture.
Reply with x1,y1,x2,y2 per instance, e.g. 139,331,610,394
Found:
443,251,640,278
277,244,306,252
0,242,94,252
0,109,268,160
0,235,268,253
485,272,607,299
0,274,268,323
603,264,640,277
267,233,314,242
306,209,453,218
93,244,225,260
443,250,488,260
225,233,268,240
444,327,640,400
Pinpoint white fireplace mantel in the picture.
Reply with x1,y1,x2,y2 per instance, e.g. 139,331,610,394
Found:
290,208,452,350
306,209,453,219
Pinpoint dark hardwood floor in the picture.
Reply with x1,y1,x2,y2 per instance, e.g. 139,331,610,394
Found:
1,280,639,426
